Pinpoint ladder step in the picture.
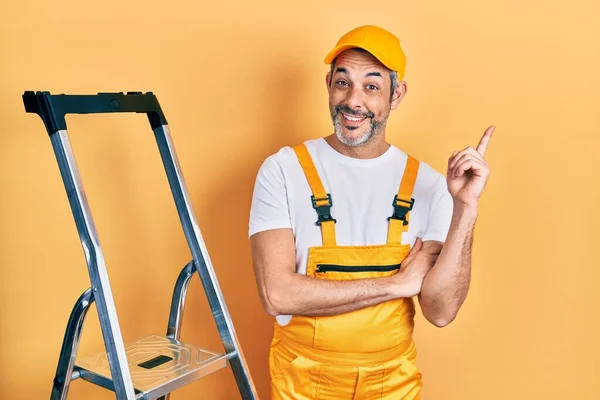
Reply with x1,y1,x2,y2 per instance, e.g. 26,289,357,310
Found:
75,335,228,399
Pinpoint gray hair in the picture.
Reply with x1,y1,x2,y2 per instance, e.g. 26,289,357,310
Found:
389,70,399,94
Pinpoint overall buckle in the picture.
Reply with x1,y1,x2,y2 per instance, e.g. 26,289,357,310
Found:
388,195,414,225
311,194,337,225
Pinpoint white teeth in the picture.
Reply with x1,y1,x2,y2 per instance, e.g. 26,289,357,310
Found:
343,114,364,122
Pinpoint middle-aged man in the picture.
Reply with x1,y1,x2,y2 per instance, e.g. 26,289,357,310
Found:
249,24,494,399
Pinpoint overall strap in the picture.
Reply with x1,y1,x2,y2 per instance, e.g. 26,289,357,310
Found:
292,144,337,246
387,155,420,245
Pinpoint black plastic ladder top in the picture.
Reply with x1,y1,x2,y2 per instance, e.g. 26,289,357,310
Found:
22,91,168,135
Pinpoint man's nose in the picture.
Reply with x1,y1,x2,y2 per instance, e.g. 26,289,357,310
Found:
345,86,364,113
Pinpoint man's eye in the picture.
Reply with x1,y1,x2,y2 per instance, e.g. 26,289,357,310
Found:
336,80,349,86
367,84,379,90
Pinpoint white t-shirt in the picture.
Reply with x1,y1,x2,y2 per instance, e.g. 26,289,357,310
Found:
249,137,454,325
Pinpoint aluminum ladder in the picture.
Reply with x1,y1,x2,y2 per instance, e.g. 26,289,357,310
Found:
22,91,259,400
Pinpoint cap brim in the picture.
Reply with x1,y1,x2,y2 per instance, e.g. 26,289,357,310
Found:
324,44,362,64
324,43,396,71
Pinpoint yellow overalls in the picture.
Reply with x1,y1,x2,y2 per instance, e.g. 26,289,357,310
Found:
269,144,422,400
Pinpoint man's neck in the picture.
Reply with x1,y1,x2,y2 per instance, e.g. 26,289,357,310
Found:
325,134,391,159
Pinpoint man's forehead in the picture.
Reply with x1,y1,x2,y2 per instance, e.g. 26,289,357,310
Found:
333,49,389,75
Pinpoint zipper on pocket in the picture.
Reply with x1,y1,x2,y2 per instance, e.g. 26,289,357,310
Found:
315,263,401,273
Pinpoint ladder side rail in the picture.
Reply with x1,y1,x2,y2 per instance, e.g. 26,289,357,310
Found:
152,125,258,399
50,131,137,400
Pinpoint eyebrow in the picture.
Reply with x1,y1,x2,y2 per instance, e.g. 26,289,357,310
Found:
334,68,383,79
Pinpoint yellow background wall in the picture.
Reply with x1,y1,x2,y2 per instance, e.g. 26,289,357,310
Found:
1,1,599,399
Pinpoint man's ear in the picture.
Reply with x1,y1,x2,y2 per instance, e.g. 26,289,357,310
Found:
326,71,332,90
390,81,408,110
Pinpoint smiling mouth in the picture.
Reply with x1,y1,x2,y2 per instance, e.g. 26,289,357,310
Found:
341,113,367,124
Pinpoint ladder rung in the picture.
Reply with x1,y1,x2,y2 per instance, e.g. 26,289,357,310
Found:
75,335,228,399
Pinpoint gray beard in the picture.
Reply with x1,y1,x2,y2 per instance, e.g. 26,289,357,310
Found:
331,111,385,147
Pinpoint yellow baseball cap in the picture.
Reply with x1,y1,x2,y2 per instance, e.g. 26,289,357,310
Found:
324,25,406,79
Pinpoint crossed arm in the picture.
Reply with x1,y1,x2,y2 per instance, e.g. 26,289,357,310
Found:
250,202,477,327
250,227,414,317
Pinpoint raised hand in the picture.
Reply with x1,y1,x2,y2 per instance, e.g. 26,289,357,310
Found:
447,126,495,207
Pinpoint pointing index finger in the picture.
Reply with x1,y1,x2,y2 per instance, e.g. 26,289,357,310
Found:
476,126,495,156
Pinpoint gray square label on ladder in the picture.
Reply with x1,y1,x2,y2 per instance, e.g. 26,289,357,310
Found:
22,91,258,400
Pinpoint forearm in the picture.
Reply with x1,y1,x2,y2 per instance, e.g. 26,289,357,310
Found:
263,273,412,317
419,204,478,326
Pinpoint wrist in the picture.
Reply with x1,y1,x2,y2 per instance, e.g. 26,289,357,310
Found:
453,202,479,219
383,276,400,298
387,275,414,299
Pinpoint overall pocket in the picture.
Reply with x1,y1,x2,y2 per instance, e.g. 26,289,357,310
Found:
304,245,414,353
270,346,322,400
315,263,401,274
312,263,406,352
380,355,423,400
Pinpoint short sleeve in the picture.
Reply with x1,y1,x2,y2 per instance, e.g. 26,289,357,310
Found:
422,174,454,243
248,155,292,237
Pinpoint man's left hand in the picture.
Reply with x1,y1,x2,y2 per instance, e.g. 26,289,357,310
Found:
447,126,495,207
